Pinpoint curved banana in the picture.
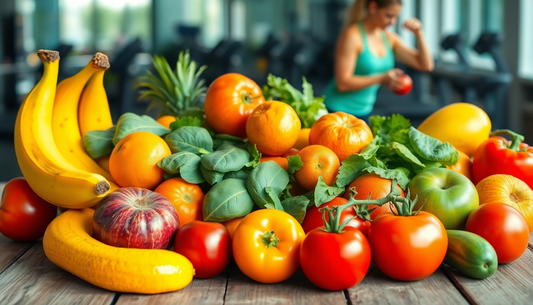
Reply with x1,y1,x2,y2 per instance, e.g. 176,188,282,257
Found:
78,69,113,137
52,53,115,182
43,209,194,294
14,50,114,209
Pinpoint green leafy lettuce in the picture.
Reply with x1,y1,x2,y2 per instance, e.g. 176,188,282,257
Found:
262,74,328,128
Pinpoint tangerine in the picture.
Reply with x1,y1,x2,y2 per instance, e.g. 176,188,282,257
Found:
246,101,301,156
109,131,171,189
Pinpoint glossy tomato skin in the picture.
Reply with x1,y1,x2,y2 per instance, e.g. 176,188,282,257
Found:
232,209,305,284
300,227,371,290
392,74,413,95
204,73,265,138
0,178,57,241
174,221,232,278
301,197,370,237
466,202,529,264
368,211,448,281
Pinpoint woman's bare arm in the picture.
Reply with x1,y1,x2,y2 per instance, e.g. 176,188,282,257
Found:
389,19,434,72
335,25,388,92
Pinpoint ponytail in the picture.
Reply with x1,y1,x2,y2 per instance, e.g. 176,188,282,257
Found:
345,0,368,26
345,0,403,27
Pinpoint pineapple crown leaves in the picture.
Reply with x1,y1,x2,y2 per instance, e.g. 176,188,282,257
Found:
136,50,207,117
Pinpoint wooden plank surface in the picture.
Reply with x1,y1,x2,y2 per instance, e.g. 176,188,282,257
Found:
0,235,34,274
0,242,115,305
442,247,533,305
224,262,347,305
347,264,468,305
115,270,228,305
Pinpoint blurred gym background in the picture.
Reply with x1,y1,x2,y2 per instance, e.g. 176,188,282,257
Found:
0,0,532,181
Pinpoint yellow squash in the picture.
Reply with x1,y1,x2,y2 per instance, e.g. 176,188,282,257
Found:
43,208,194,294
417,103,491,157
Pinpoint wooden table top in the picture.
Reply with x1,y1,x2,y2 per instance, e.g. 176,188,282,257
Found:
1,183,533,305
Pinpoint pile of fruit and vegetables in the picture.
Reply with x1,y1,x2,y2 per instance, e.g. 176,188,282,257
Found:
2,49,533,294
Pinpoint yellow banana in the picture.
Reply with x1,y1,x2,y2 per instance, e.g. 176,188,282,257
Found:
52,53,115,182
78,69,113,137
14,50,114,209
44,209,194,294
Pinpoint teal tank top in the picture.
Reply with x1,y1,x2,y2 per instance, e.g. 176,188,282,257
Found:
323,22,395,116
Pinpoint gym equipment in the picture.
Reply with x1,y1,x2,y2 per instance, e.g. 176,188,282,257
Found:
108,38,145,116
431,32,512,129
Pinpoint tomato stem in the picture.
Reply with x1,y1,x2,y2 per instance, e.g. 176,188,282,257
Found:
319,181,424,232
490,129,525,151
261,230,280,248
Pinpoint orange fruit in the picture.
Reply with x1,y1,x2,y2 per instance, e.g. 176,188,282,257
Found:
154,178,205,228
309,112,373,162
447,150,473,182
260,156,288,171
156,115,176,129
109,131,171,189
246,101,301,156
222,217,244,239
293,128,311,150
344,173,405,220
294,145,341,191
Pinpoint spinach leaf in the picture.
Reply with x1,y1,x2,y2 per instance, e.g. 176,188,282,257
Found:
224,167,251,180
158,151,205,184
200,166,225,185
113,113,169,145
336,154,371,187
265,187,284,211
408,127,459,166
364,166,410,190
83,126,116,159
165,126,213,154
314,177,345,207
244,143,262,168
201,143,250,173
287,155,303,181
203,178,254,222
247,161,290,208
213,134,246,150
281,196,309,223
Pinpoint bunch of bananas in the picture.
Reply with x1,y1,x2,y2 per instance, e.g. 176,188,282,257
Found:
14,50,118,209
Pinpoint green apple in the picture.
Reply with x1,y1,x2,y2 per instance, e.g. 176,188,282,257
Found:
407,168,479,229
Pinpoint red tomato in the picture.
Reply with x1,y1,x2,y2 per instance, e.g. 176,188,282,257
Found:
204,73,265,138
466,202,529,264
174,221,232,278
301,197,371,237
300,227,371,290
0,178,57,241
392,74,413,95
368,211,448,281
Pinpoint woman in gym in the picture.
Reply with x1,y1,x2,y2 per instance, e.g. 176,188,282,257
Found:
323,0,434,122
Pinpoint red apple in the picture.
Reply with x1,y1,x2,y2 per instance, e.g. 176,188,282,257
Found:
93,187,180,249
393,74,413,95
